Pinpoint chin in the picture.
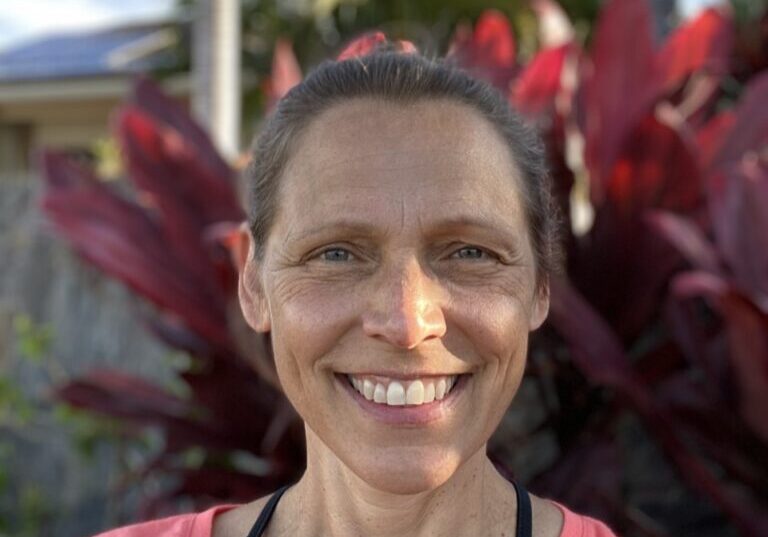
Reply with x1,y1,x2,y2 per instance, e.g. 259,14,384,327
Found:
349,445,462,495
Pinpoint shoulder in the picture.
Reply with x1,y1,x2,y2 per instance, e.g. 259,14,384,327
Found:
93,504,239,537
551,501,620,537
212,495,273,537
530,494,565,537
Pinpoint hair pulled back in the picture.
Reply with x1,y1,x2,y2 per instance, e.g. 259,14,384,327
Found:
246,50,563,286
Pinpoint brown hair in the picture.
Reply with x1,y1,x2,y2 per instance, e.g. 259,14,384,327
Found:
245,50,563,287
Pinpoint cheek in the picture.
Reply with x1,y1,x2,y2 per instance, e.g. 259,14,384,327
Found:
267,276,363,400
449,284,531,361
446,286,531,408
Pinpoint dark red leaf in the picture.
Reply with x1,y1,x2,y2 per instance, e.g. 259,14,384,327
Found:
646,211,722,274
571,116,702,338
709,71,768,171
550,279,768,536
40,151,234,350
608,116,701,225
582,0,662,203
696,110,736,172
336,31,387,61
672,272,768,442
264,39,302,111
708,158,768,306
448,10,516,90
657,8,733,90
511,44,571,116
144,315,217,357
548,278,634,388
658,373,768,488
176,359,297,455
663,291,727,392
531,439,621,525
116,106,243,226
116,106,243,298
58,369,188,418
131,78,232,181
203,221,244,293
55,370,232,451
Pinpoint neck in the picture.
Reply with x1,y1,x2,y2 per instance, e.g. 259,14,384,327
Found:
284,426,517,537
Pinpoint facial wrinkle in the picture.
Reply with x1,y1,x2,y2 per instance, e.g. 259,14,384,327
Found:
400,197,406,234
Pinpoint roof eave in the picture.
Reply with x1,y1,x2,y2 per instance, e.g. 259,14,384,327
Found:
0,72,191,103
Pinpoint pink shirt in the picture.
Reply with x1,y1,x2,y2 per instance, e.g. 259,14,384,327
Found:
94,501,619,537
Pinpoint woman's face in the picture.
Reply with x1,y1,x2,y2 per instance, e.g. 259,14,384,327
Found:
239,98,549,494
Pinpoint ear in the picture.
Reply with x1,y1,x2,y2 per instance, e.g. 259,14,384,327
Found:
528,277,550,331
234,222,271,333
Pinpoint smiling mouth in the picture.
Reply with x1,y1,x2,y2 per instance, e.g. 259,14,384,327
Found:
345,374,460,407
337,372,470,425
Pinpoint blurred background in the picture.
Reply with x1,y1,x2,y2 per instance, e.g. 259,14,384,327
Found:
0,0,766,536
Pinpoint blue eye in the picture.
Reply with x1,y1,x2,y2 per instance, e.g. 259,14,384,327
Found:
454,246,487,260
320,248,353,262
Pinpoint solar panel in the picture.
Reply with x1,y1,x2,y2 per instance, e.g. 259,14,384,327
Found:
0,24,179,82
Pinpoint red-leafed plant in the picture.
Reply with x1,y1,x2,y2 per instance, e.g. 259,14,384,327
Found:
41,0,768,534
41,81,305,512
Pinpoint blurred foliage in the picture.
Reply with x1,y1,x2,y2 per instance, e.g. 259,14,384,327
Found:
12,315,53,365
0,314,154,536
0,475,56,537
52,405,125,461
0,378,33,427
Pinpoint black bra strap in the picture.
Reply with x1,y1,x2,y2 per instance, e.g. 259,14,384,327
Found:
246,482,532,537
246,484,291,537
513,481,533,537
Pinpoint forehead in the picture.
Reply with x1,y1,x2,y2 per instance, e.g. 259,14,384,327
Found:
276,98,529,234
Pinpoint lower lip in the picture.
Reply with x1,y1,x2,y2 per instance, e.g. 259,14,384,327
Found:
336,374,469,426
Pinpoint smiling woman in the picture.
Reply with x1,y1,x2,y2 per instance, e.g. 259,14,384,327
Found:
95,51,618,537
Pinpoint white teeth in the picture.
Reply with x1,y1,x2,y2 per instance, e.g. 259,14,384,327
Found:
406,380,425,405
363,379,374,400
373,383,387,403
423,382,435,403
435,378,447,400
386,382,406,405
348,375,460,407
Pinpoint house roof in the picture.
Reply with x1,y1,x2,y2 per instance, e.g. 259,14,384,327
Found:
0,22,183,82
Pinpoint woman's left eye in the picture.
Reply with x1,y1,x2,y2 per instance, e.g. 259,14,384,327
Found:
451,246,492,260
318,247,354,262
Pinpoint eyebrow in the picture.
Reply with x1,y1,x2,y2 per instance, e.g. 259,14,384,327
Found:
287,220,380,244
425,215,525,254
287,215,524,251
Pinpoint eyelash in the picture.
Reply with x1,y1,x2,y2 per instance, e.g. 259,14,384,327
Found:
314,245,497,263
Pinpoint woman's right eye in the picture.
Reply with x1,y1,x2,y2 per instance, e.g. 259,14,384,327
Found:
318,247,354,262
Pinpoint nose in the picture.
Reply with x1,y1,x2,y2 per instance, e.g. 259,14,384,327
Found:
362,257,447,349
